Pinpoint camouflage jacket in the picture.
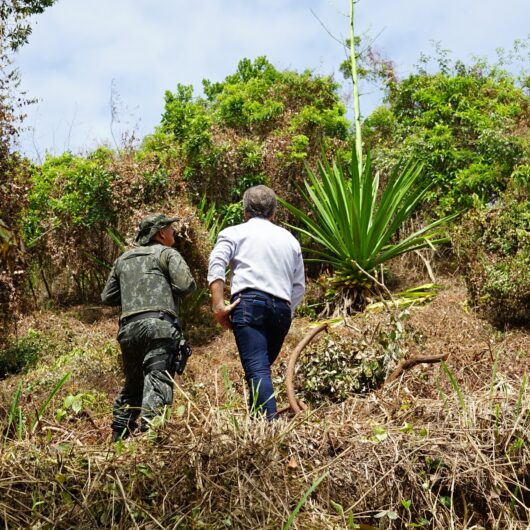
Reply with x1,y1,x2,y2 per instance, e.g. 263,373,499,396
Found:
101,243,196,318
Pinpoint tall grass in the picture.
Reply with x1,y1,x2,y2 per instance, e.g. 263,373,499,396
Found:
283,472,328,530
2,372,71,442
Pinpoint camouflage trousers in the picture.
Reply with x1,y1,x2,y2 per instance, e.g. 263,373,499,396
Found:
112,317,180,435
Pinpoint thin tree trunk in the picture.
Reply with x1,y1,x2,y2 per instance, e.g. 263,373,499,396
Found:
37,256,52,300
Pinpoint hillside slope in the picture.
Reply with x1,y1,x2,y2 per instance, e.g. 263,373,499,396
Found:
0,276,528,529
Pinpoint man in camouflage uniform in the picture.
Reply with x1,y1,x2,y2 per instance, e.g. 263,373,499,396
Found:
101,213,196,442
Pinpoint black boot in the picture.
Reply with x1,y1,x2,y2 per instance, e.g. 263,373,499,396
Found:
111,428,130,443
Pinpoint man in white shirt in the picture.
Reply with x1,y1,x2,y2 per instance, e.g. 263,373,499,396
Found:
208,185,305,420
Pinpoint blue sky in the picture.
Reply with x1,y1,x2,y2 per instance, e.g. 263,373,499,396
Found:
14,0,530,160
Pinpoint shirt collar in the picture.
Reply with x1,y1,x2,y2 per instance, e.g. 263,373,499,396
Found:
247,216,272,223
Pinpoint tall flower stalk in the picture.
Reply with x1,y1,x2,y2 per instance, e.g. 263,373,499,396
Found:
349,0,363,173
280,0,459,313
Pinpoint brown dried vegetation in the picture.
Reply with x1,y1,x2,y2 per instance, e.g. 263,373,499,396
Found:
0,276,529,529
0,45,32,346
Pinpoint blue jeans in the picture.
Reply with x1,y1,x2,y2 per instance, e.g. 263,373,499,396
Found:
231,289,292,420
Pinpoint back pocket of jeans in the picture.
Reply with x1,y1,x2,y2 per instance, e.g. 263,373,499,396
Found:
250,299,266,325
231,297,267,326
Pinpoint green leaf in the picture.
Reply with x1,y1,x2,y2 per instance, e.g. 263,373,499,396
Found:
283,473,328,530
280,145,459,308
400,422,413,434
330,500,344,516
372,425,388,442
32,372,71,433
374,510,399,520
71,397,83,414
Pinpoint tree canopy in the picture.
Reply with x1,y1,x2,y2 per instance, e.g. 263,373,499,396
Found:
0,0,56,50
364,53,530,215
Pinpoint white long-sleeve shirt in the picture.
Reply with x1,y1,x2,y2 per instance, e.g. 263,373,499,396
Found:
207,217,305,312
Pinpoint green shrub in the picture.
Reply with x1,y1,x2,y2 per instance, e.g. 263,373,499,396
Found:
454,186,530,325
365,53,530,216
237,139,262,170
19,151,119,302
159,56,349,211
0,330,46,377
299,311,411,404
23,150,115,246
137,130,180,167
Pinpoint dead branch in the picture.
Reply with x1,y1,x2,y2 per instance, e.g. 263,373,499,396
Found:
413,249,436,283
383,352,449,387
286,323,328,413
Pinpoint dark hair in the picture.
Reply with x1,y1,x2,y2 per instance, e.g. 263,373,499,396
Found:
242,185,277,219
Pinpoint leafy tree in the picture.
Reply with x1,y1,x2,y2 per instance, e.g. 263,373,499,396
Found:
153,56,350,219
0,0,56,50
0,0,56,343
364,51,530,215
23,150,116,246
20,150,117,302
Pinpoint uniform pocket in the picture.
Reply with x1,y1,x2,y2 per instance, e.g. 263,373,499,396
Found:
149,319,175,340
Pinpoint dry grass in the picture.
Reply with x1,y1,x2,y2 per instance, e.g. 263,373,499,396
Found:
0,276,529,529
0,377,528,529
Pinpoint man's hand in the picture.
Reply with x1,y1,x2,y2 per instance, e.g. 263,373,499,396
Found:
212,298,240,330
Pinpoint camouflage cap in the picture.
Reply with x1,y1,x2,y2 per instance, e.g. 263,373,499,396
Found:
134,213,178,246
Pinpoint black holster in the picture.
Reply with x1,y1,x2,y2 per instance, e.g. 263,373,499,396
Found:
174,338,192,375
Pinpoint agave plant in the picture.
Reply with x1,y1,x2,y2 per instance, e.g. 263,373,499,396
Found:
279,147,458,311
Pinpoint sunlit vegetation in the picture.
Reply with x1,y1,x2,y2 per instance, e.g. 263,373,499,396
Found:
0,2,529,528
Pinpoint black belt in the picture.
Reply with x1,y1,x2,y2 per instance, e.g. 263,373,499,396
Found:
120,311,177,327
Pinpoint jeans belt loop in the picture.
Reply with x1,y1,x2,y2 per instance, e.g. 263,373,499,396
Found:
241,288,290,306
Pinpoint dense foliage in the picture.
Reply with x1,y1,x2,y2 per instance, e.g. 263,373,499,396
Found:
4,48,530,336
19,147,212,306
299,311,411,404
0,0,57,344
364,53,530,215
14,57,351,311
156,56,349,222
21,149,117,302
454,184,530,326
0,0,56,50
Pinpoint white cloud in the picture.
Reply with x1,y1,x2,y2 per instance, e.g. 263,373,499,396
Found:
14,0,530,158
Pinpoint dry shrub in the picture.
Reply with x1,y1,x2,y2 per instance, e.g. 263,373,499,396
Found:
0,210,27,347
0,45,32,345
157,195,216,343
0,284,528,529
23,146,210,310
291,310,413,405
0,373,528,529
